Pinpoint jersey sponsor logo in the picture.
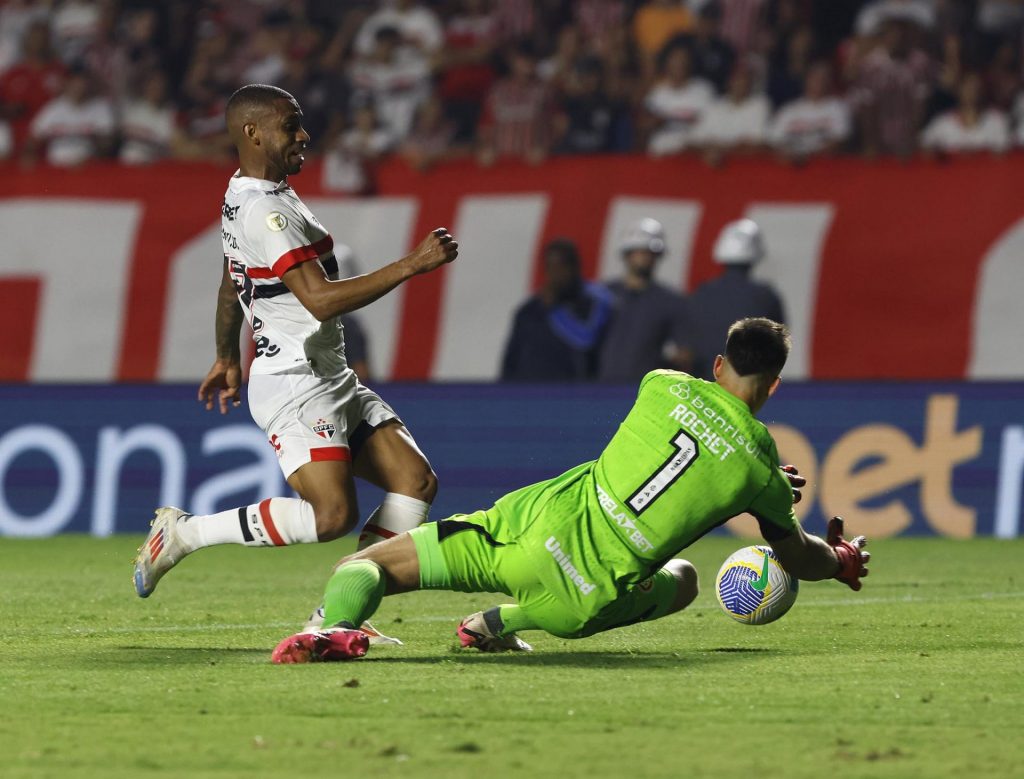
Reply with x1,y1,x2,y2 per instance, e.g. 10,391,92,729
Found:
667,383,765,462
595,483,655,553
266,212,288,232
221,226,239,250
221,202,240,221
544,536,596,595
254,335,279,357
311,418,336,440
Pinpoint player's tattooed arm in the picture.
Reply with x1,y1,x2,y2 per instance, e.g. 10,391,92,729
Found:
214,259,243,362
282,228,458,321
198,260,244,414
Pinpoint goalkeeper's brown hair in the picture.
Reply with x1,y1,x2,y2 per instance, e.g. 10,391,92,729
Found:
724,318,790,378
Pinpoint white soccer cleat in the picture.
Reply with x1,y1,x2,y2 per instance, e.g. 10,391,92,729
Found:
457,609,533,653
302,604,402,645
358,620,403,646
133,507,190,598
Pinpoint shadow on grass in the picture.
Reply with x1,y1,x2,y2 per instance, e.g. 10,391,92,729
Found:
110,646,267,663
357,648,781,669
107,646,780,668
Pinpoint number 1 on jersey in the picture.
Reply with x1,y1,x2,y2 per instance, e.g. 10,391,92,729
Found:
627,431,699,515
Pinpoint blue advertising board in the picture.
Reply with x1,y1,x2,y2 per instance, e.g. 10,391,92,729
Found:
0,383,1021,538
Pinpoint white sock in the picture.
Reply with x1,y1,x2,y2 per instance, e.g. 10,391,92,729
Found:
177,498,318,552
358,493,431,549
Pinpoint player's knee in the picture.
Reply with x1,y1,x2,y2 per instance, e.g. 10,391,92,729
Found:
666,559,699,612
313,501,358,542
395,466,438,503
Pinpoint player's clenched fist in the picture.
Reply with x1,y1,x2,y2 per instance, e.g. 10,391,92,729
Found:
406,227,459,274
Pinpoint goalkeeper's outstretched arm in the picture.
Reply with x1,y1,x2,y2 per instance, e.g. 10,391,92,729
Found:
768,518,870,590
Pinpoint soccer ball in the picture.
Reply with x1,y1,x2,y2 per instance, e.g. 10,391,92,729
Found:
715,545,798,625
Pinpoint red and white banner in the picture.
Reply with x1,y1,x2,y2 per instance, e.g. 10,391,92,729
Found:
1,154,1021,382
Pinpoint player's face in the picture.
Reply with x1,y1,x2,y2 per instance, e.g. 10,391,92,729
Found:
264,100,310,176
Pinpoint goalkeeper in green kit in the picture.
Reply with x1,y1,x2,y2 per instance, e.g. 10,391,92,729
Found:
271,318,870,663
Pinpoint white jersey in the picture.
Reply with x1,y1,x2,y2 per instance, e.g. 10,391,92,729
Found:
221,172,350,378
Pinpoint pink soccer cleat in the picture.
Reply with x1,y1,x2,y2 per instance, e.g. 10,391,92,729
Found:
271,628,369,664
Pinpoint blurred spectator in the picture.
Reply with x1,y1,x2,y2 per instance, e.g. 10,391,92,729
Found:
1015,90,1024,146
539,24,582,91
0,117,11,159
688,219,785,379
717,0,767,56
0,19,65,154
51,0,102,65
0,0,50,74
118,71,179,165
768,61,850,162
26,68,113,166
354,0,443,58
985,38,1021,112
492,0,537,43
633,0,694,76
921,73,1010,155
766,23,815,108
435,0,498,143
574,0,627,57
694,63,770,164
241,26,288,86
349,25,431,141
323,100,394,193
850,18,933,158
597,218,695,382
855,0,936,36
174,26,235,161
477,42,551,166
553,56,627,154
643,44,714,156
400,91,463,170
975,0,1024,40
664,1,736,93
501,238,612,382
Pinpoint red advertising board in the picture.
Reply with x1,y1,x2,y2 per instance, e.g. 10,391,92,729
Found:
0,154,1021,382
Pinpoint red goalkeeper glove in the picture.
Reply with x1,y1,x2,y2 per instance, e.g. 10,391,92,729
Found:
826,516,869,591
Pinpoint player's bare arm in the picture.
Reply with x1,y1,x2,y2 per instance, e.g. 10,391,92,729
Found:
282,228,458,321
198,259,244,414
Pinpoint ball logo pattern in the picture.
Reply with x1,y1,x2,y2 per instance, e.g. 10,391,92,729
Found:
715,545,799,625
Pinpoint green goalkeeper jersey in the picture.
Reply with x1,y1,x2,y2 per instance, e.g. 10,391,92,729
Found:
490,370,798,620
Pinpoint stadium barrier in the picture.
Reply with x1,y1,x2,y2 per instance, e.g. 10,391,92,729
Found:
0,154,1022,383
0,382,1020,539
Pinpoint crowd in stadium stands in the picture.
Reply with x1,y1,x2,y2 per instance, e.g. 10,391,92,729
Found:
0,0,1022,173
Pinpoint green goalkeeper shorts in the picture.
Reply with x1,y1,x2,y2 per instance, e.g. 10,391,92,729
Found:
407,514,679,639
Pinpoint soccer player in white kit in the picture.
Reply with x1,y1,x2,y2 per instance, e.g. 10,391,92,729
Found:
133,84,458,642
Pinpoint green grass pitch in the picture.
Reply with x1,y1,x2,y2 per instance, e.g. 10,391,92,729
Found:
1,534,1021,779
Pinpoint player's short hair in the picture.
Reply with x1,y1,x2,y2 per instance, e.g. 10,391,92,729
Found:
225,84,296,124
724,318,790,378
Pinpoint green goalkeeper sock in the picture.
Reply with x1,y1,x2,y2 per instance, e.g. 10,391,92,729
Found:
497,604,540,635
321,561,385,628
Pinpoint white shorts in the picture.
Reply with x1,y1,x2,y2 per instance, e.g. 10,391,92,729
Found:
247,370,400,478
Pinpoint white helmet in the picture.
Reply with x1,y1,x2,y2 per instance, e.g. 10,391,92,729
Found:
620,217,666,255
713,219,764,264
